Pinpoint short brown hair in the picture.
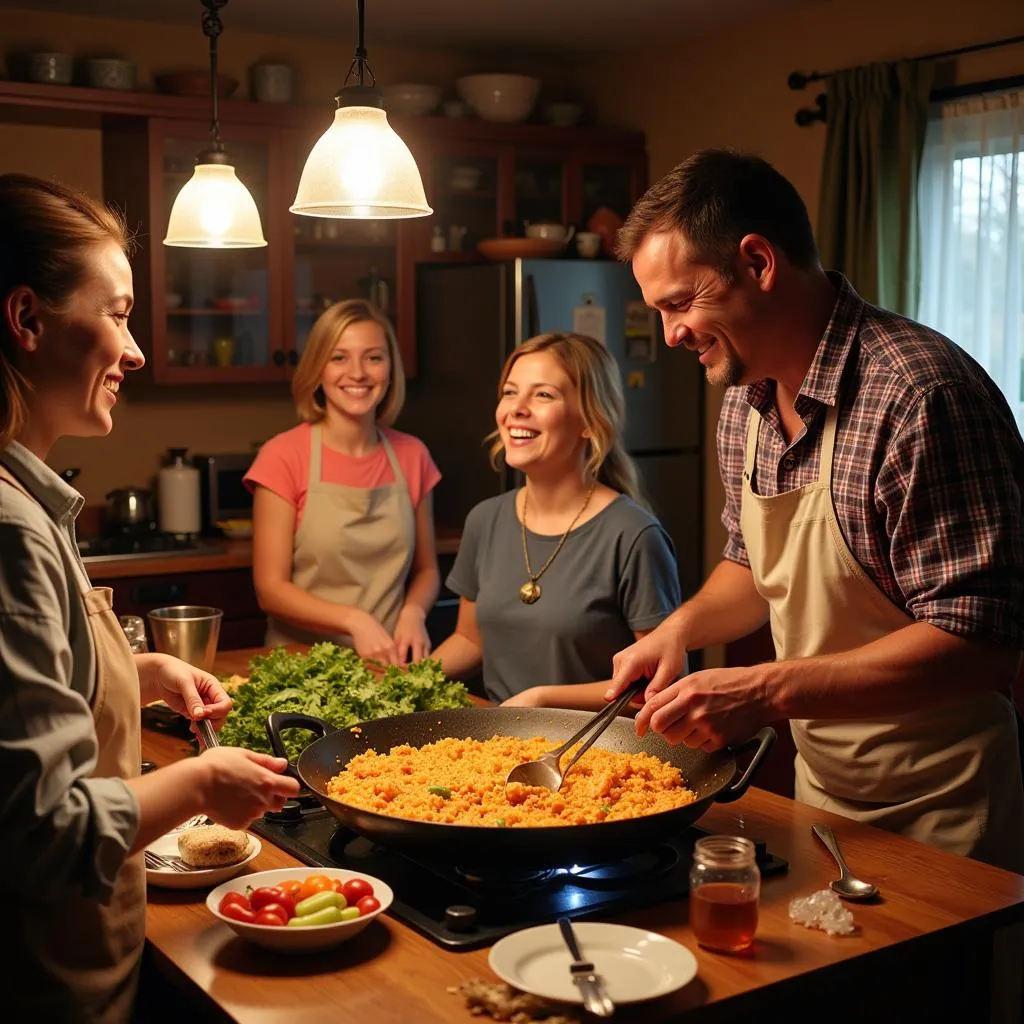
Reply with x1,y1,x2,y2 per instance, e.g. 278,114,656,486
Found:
487,332,644,503
291,298,405,426
616,149,819,277
0,173,130,448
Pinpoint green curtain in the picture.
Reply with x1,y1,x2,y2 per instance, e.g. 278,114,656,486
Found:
817,60,934,315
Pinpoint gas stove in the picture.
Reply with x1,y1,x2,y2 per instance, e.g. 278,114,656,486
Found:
77,532,224,563
250,801,788,951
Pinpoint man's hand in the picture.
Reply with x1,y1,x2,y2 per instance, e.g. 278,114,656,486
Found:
607,617,688,706
634,665,772,750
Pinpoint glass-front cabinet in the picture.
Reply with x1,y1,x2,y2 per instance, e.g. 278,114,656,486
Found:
102,111,646,387
140,120,285,384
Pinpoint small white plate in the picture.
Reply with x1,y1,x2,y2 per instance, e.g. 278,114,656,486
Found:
145,831,261,890
488,922,698,1005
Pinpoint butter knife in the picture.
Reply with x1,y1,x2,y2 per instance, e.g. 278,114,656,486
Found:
557,917,615,1017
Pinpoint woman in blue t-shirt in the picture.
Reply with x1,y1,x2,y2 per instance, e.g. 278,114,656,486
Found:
434,332,681,708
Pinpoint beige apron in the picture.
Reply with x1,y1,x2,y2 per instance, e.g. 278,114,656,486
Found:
5,469,146,1022
266,425,416,647
739,404,1024,872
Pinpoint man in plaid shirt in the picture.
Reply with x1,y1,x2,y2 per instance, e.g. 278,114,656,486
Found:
606,149,1024,875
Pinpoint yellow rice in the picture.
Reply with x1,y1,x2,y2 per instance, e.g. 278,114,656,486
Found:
326,735,697,827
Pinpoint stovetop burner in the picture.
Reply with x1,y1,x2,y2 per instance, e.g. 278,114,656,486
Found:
250,805,788,950
78,532,223,562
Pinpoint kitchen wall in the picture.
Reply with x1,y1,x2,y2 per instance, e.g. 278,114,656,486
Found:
571,0,1024,638
0,6,589,501
2,0,1022,574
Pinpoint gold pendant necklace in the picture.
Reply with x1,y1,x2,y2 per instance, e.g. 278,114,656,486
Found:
519,482,596,604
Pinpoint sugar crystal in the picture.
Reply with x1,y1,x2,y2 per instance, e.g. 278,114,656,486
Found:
788,888,856,936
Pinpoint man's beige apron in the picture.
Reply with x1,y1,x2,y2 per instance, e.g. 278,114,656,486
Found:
266,425,416,647
739,404,1024,873
5,469,146,1021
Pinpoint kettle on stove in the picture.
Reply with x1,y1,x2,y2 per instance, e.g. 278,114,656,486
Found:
104,487,157,534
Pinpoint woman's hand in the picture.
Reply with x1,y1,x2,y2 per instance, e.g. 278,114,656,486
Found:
136,652,232,727
501,686,550,708
346,610,401,666
393,605,431,665
195,748,300,828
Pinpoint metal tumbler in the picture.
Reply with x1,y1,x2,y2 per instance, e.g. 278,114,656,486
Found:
146,605,223,672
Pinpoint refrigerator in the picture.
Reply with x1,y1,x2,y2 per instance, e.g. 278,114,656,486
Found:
401,259,705,603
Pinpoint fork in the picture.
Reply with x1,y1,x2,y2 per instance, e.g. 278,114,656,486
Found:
144,850,190,872
170,814,212,833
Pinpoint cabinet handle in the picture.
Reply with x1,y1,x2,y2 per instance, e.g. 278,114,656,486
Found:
272,349,286,366
287,350,298,366
132,583,187,604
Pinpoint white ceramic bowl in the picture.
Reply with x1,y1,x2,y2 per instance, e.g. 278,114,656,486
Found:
381,82,440,117
206,867,394,953
456,74,540,123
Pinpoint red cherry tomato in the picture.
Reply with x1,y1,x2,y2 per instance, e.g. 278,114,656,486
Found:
250,884,292,917
258,901,294,922
342,878,374,904
221,902,257,924
254,909,287,927
218,891,250,915
356,895,381,916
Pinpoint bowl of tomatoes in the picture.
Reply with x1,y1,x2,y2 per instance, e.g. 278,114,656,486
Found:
206,867,393,952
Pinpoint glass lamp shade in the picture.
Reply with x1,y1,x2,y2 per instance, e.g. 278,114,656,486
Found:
290,105,432,219
163,162,267,248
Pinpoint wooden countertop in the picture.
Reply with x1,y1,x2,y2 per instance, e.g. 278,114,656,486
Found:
86,528,462,580
140,651,1024,1022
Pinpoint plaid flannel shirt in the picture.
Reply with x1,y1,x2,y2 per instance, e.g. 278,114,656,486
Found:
718,274,1024,648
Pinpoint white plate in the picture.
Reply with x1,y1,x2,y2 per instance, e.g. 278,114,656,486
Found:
488,922,698,1005
145,831,261,890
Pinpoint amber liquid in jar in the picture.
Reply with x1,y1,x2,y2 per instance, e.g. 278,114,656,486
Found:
689,835,760,953
690,882,759,952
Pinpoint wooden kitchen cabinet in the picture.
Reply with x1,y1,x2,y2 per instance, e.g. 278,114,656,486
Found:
107,566,267,651
0,81,646,384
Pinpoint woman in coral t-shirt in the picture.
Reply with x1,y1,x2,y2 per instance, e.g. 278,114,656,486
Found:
245,299,441,665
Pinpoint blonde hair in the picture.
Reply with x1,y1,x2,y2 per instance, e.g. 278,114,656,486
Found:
487,332,644,503
0,174,130,449
291,298,405,426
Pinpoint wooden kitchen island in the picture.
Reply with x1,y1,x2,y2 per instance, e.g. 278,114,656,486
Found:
139,688,1024,1023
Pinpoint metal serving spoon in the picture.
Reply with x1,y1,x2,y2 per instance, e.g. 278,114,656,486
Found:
504,679,647,794
812,823,879,900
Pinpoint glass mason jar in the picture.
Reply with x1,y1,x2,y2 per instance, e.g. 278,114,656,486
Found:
119,614,149,654
689,835,760,952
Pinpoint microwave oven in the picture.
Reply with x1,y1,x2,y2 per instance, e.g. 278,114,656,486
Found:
192,451,256,535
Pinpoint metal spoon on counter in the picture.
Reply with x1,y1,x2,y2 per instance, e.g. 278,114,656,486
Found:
812,823,879,900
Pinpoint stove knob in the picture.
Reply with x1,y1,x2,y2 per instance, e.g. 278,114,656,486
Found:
264,800,303,823
444,904,477,932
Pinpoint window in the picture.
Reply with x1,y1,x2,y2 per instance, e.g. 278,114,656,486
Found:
917,89,1024,430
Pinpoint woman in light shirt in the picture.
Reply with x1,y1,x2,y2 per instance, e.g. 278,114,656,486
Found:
247,299,441,666
0,174,299,1021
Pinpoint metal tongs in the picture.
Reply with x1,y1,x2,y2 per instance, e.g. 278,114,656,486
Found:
195,716,219,751
504,678,647,794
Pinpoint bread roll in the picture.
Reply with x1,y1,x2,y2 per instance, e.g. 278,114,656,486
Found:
177,825,251,868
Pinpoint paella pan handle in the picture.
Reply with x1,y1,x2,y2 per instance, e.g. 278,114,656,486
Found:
264,711,333,778
714,726,777,804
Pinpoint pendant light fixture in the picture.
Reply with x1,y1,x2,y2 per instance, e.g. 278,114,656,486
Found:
164,0,267,248
290,0,432,220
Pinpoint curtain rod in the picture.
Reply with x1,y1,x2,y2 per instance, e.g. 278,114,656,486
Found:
790,32,1024,125
788,32,1024,91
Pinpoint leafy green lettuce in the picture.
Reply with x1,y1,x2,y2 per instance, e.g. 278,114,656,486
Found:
217,642,472,759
